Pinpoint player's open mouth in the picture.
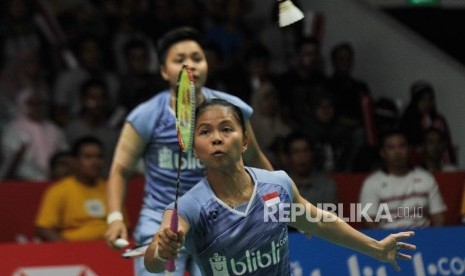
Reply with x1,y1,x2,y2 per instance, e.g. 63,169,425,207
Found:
212,150,225,156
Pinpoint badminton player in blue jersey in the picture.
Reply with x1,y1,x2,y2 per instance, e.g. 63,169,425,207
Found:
104,27,273,276
145,99,416,275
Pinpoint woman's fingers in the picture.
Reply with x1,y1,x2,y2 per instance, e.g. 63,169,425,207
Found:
158,228,184,259
391,260,401,272
396,241,416,251
396,252,412,261
393,231,415,241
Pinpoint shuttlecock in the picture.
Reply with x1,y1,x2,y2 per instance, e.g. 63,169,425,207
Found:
278,0,305,27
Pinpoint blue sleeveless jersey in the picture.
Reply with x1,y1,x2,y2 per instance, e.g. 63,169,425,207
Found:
175,167,295,276
127,88,253,221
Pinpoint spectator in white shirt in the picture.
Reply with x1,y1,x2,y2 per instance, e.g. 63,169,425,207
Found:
359,130,446,229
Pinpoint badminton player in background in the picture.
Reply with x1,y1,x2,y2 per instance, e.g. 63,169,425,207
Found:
145,99,416,275
105,27,273,276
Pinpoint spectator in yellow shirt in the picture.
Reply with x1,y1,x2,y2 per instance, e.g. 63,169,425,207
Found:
35,136,108,241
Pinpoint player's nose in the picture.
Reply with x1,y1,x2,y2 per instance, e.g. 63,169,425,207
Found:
212,132,222,145
185,59,197,71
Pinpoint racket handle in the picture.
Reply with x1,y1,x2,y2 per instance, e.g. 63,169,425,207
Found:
165,209,178,272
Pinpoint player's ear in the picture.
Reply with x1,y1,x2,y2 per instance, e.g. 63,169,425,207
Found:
242,132,248,153
160,64,169,81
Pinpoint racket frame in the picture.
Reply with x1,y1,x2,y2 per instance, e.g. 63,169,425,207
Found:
166,64,196,272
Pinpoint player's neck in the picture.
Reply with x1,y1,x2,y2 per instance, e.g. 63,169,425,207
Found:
208,168,253,207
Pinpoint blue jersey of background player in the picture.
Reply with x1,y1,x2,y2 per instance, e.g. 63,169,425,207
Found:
105,27,273,276
145,99,416,275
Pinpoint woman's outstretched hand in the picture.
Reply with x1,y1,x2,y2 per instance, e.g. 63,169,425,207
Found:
375,231,416,271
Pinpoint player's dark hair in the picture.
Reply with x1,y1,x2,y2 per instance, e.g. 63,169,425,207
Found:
195,99,246,135
157,27,204,65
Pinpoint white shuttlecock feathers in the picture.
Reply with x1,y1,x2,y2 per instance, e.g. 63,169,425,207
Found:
278,0,305,27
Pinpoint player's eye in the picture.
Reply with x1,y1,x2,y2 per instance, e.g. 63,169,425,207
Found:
191,54,204,63
199,128,210,135
172,54,186,64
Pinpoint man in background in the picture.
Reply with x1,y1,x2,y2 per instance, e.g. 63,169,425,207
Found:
359,130,446,229
35,136,108,241
284,132,338,206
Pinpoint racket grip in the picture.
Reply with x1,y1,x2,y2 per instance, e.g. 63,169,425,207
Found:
165,209,178,272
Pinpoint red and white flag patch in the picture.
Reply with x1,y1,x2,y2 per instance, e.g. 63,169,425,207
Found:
263,191,280,207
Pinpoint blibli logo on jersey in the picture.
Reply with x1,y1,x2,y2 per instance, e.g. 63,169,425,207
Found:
158,146,204,170
208,237,287,275
209,253,230,276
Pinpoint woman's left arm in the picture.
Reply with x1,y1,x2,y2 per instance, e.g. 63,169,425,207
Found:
288,180,416,271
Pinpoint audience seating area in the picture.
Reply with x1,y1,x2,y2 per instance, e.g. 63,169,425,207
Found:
332,172,465,229
0,172,464,243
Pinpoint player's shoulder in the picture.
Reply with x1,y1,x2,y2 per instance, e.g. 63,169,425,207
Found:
248,167,294,201
126,91,170,132
176,180,213,224
179,180,212,205
251,167,288,178
247,167,291,186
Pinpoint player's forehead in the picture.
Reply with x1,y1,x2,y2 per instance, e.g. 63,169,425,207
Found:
196,106,238,124
166,40,204,56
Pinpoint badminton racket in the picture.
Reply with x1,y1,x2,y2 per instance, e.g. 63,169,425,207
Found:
119,65,195,266
165,64,196,272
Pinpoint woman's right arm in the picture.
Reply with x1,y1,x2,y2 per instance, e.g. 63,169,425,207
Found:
105,122,146,248
144,210,190,273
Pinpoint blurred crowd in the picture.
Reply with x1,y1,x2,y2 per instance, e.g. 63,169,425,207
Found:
0,0,458,183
